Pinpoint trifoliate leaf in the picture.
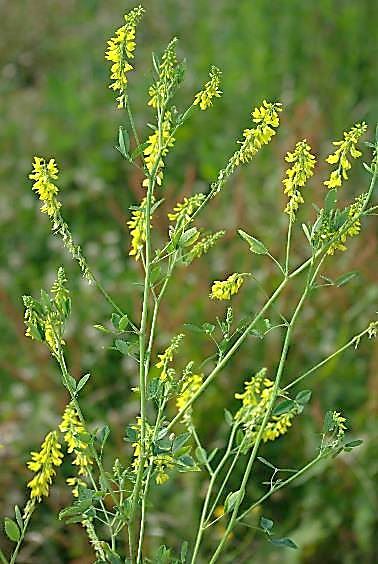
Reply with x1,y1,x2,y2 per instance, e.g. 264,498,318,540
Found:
4,518,21,542
237,229,268,254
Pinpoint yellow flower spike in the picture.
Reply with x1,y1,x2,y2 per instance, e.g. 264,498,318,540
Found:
59,402,93,477
194,66,222,110
142,112,175,188
282,139,316,220
176,374,203,423
126,197,152,261
324,122,367,189
210,273,244,300
155,333,185,381
105,5,144,108
26,431,63,501
29,156,61,217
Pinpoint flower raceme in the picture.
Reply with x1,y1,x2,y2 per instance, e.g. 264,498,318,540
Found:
194,66,222,110
105,5,144,108
142,111,175,188
59,403,93,480
26,431,63,501
29,157,61,217
282,140,316,219
127,197,150,261
324,122,367,188
210,273,244,300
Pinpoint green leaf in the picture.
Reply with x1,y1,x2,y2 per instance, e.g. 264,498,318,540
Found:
118,315,129,331
195,446,208,464
323,410,334,433
270,537,298,549
238,229,268,254
179,227,199,247
117,126,130,158
257,456,276,470
224,489,242,513
111,313,121,328
344,439,363,448
14,506,23,530
324,189,337,213
224,408,233,426
271,399,295,416
260,516,274,532
301,223,312,243
202,322,216,335
76,373,90,394
114,339,129,355
335,271,358,287
295,390,312,405
180,541,189,563
4,518,21,542
172,432,191,453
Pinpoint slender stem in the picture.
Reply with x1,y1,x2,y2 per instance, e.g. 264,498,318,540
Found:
0,549,8,564
285,218,293,275
282,325,373,392
237,454,322,523
190,425,238,564
9,503,35,564
190,425,214,477
209,258,321,563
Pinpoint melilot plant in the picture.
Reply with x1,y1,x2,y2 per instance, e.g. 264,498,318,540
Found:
2,5,377,564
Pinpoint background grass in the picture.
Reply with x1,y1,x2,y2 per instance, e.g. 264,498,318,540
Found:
0,1,377,562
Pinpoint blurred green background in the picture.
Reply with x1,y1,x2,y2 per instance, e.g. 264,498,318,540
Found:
1,0,377,562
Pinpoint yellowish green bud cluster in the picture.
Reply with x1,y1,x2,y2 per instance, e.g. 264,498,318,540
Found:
105,5,144,108
59,402,93,492
29,157,61,217
176,374,203,423
156,333,185,381
187,230,225,263
282,139,316,219
321,193,366,255
235,368,298,444
331,411,347,439
23,267,71,358
324,122,367,188
143,112,175,187
127,197,151,261
210,273,244,300
82,518,108,561
148,37,179,108
26,431,63,501
194,66,222,110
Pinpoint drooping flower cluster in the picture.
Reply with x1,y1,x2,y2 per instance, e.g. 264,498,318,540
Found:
143,112,175,188
126,197,151,261
186,230,225,263
230,100,282,168
324,122,367,188
194,66,222,110
235,368,299,445
168,193,206,224
282,139,316,219
29,157,61,217
59,402,93,495
156,333,185,381
176,374,203,423
105,5,144,108
210,273,244,300
148,38,180,108
26,431,63,501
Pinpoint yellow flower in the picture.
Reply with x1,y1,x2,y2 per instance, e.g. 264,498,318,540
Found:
59,402,92,477
229,100,282,168
168,193,206,223
143,112,175,187
26,431,63,501
324,122,367,188
282,139,316,219
29,156,61,217
126,197,151,261
154,454,175,485
105,5,144,108
148,37,179,108
176,374,203,423
194,66,222,110
322,192,366,255
210,273,244,300
331,411,347,439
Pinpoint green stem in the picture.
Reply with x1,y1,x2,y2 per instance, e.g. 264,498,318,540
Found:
282,324,373,392
285,218,293,275
9,503,35,564
190,425,238,564
209,258,321,563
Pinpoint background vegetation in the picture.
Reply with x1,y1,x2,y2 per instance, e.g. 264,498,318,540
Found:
1,1,377,562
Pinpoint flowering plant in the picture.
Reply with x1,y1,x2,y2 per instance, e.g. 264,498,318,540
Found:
2,5,377,564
